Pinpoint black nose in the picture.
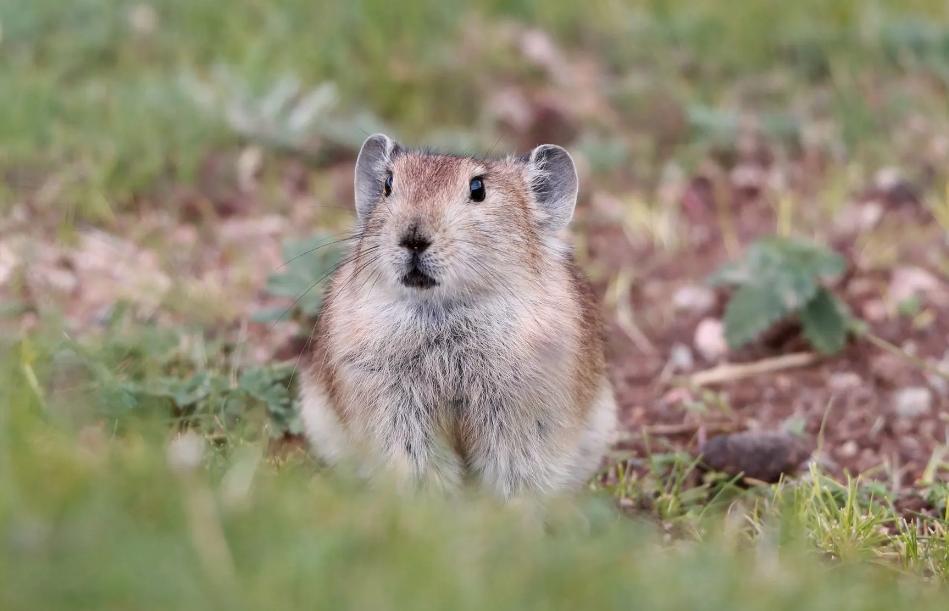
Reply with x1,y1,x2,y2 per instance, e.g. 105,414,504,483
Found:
399,226,431,253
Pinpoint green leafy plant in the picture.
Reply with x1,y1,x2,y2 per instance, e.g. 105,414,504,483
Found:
183,71,388,158
238,363,302,436
57,308,305,438
709,237,850,354
254,233,345,323
115,357,304,439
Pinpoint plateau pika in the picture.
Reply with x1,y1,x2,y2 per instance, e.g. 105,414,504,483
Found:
300,134,616,498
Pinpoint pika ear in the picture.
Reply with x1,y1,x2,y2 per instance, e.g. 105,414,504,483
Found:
521,144,578,231
354,133,401,220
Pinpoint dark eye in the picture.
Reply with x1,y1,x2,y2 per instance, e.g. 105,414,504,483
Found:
383,172,393,197
469,176,485,202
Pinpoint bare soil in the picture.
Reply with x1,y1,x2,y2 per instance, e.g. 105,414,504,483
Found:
586,180,948,490
4,148,946,498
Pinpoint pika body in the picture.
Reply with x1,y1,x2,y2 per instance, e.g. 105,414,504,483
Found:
300,134,617,498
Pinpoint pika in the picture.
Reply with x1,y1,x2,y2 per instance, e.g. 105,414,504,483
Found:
300,134,616,498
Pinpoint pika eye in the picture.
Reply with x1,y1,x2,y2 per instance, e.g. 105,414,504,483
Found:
383,172,393,197
469,176,485,202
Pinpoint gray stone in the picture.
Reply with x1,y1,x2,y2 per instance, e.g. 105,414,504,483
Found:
694,318,727,362
892,386,933,418
700,431,814,482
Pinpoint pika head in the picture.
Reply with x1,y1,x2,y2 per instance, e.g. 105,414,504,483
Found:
352,134,579,300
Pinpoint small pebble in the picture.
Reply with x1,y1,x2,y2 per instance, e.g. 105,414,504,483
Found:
828,372,862,392
892,386,933,419
673,285,716,315
837,440,859,459
861,299,887,322
700,431,814,482
694,318,727,362
889,266,944,307
870,353,913,387
668,343,695,373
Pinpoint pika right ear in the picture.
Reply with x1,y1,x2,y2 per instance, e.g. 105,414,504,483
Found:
354,133,401,220
522,144,578,231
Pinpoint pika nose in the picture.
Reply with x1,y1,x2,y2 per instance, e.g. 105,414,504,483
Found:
399,225,431,253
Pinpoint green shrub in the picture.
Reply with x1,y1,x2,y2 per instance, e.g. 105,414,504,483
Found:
710,237,850,354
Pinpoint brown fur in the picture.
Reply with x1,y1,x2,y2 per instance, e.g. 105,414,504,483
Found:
300,138,616,497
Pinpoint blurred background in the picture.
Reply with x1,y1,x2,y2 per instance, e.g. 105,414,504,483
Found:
1,1,949,606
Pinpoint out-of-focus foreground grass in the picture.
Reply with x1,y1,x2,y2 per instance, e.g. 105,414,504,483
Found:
2,344,948,611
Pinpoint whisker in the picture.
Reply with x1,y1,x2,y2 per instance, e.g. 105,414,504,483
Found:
280,247,387,391
274,233,360,270
266,249,365,332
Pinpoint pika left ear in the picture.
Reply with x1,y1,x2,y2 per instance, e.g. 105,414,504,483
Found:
354,133,401,221
522,144,578,231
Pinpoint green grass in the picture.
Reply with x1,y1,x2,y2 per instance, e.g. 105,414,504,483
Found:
2,329,947,609
2,0,948,219
2,335,949,610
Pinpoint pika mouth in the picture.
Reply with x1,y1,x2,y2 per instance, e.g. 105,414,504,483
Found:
401,267,438,289
399,250,438,289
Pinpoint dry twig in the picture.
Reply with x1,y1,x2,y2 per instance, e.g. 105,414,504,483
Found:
680,352,819,388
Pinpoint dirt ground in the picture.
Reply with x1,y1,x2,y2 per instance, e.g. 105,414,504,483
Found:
4,145,947,499
585,172,948,492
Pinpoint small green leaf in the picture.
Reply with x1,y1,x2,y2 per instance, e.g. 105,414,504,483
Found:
897,295,922,318
687,105,740,144
238,365,302,435
712,237,848,350
250,306,292,323
800,288,849,354
297,291,324,317
282,234,334,262
707,261,749,287
771,268,818,312
756,237,846,281
723,284,790,349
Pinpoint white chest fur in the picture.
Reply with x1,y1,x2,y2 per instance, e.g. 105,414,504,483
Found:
301,276,614,498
